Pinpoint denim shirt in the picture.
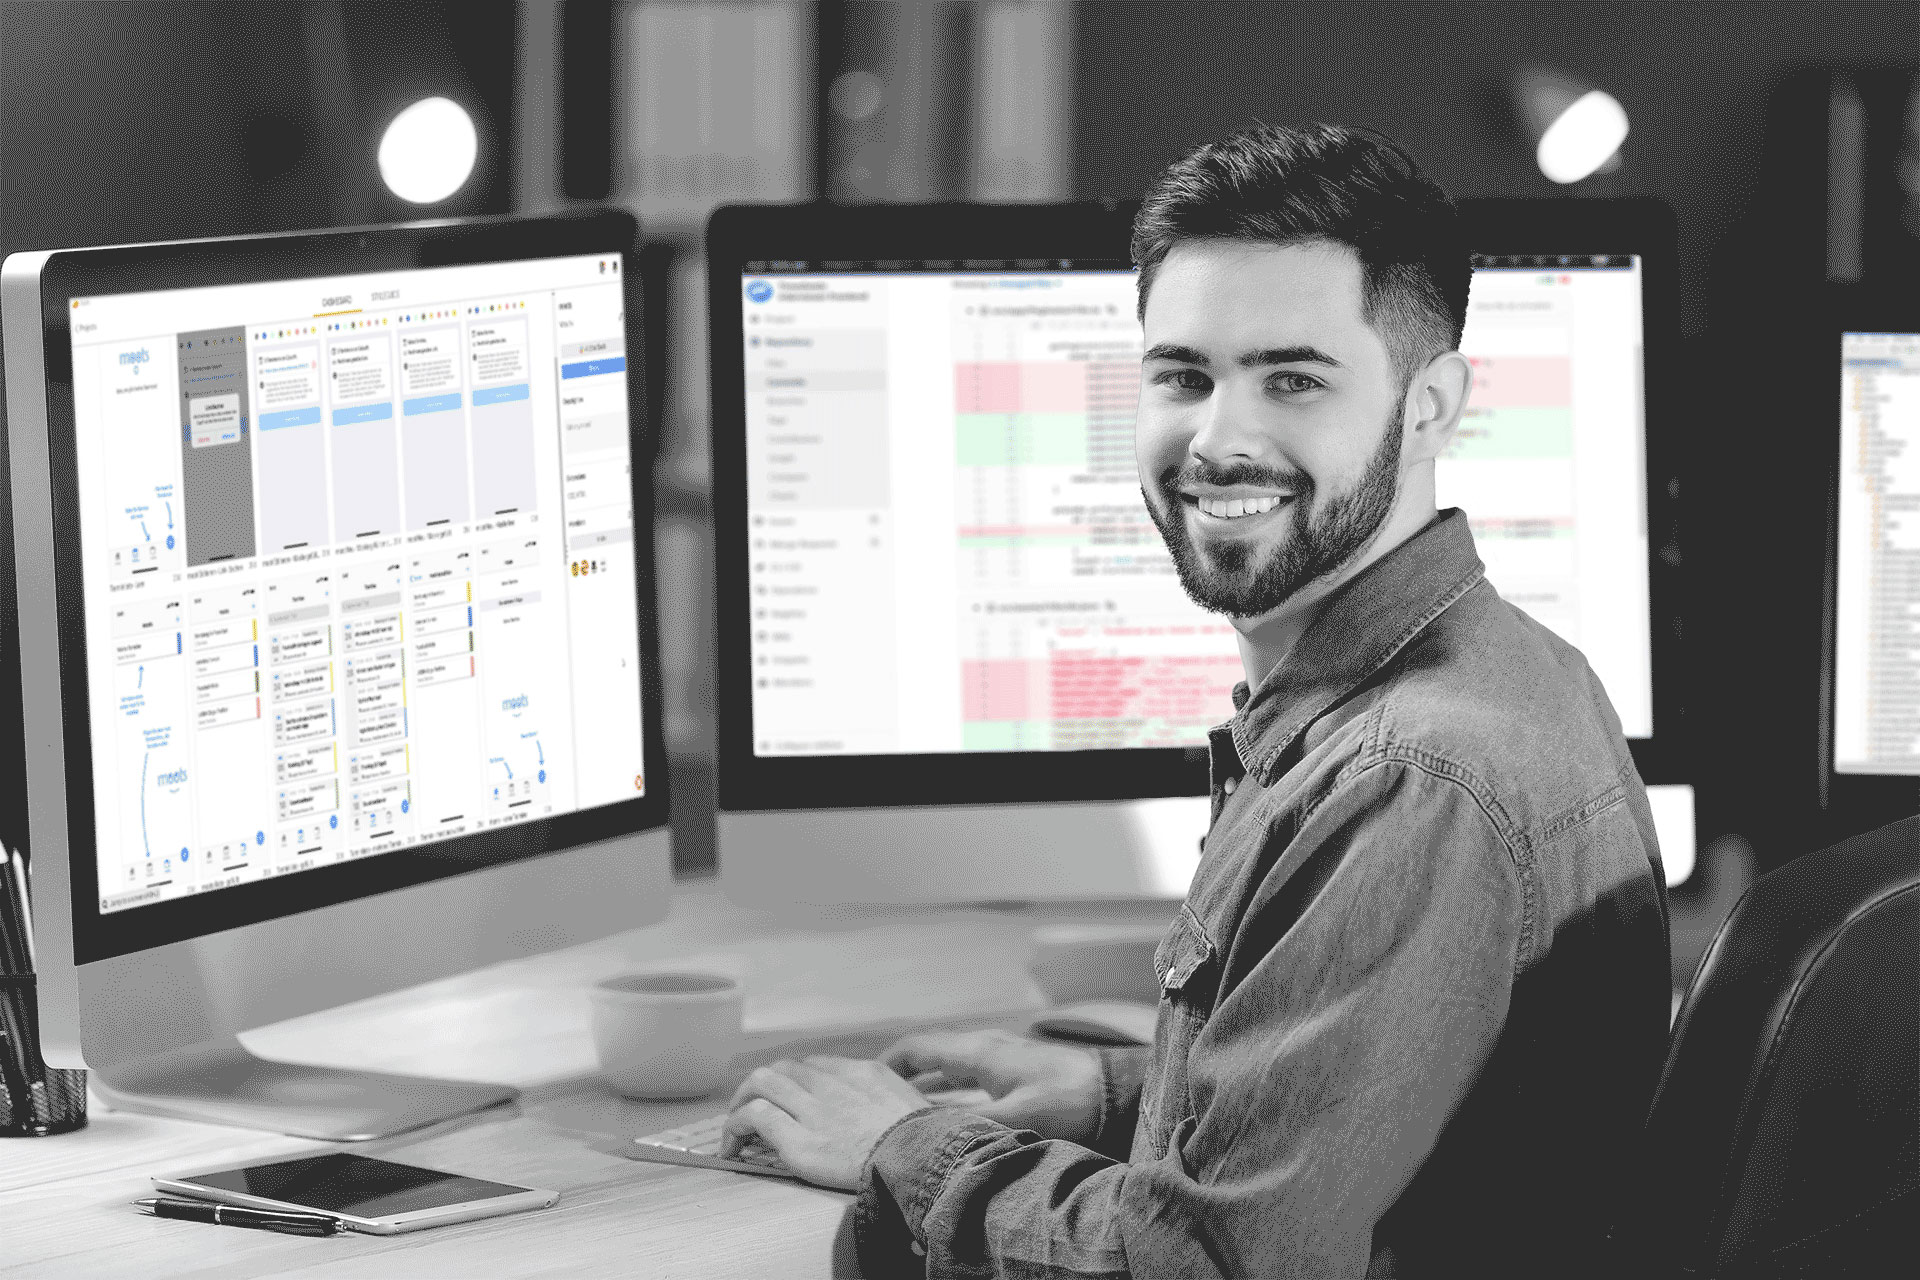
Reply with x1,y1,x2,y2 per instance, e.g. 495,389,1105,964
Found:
856,509,1672,1279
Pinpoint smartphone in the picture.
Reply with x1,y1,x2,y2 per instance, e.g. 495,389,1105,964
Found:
153,1153,558,1235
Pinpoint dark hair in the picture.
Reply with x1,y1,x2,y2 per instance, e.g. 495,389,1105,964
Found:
1132,123,1470,388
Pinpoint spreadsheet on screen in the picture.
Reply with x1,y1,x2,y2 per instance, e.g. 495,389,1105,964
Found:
738,256,1655,759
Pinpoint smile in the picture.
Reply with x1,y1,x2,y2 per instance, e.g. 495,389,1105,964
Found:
1185,493,1292,520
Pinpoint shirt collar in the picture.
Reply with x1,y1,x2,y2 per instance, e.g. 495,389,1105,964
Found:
1227,508,1485,784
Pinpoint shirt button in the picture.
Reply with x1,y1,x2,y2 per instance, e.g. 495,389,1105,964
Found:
1223,777,1238,795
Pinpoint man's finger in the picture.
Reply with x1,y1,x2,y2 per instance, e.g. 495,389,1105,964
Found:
720,1097,800,1157
879,1031,987,1081
726,1062,819,1123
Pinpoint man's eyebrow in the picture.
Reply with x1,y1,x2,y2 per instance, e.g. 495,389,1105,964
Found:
1238,345,1344,369
1142,343,1209,366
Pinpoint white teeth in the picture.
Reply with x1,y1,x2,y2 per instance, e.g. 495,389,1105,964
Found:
1198,494,1287,519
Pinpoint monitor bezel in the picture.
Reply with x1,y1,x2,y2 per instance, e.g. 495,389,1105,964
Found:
707,197,1686,813
1819,287,1920,818
29,211,671,964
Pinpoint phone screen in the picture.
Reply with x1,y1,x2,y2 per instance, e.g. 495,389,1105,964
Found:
177,1154,534,1219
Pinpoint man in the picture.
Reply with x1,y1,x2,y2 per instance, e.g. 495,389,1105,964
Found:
720,123,1672,1278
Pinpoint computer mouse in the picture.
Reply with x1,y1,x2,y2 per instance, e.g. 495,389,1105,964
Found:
1027,1000,1158,1047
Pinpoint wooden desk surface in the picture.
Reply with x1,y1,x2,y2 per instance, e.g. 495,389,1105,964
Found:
1,880,1175,1278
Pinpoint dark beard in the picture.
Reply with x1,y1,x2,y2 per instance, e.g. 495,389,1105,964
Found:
1144,411,1404,618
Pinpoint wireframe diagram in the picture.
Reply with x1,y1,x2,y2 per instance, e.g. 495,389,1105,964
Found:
110,597,191,893
467,318,538,517
340,563,414,848
178,326,257,564
265,569,343,861
405,545,483,839
100,338,184,579
476,537,552,820
328,332,403,539
187,581,267,870
399,326,473,529
254,337,331,551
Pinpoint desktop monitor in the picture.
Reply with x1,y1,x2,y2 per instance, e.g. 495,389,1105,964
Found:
1821,295,1920,828
707,199,1689,906
1,212,671,1138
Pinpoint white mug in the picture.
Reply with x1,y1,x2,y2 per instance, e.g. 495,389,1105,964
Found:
589,971,744,1100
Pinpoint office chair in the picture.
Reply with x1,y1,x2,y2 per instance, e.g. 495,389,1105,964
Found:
1622,814,1918,1278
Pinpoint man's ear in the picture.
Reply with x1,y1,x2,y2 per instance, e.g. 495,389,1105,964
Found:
1402,350,1473,463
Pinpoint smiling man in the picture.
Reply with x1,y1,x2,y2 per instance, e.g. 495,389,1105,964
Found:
721,124,1673,1279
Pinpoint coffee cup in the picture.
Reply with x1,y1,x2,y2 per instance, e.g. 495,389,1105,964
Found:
589,971,744,1100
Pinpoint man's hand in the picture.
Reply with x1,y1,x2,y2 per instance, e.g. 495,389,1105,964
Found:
881,1029,1104,1145
720,1056,932,1190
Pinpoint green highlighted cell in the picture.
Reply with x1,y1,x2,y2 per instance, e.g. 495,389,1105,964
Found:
1444,408,1573,461
956,413,1089,466
964,721,1037,750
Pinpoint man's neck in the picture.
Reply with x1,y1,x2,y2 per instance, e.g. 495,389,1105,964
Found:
1233,496,1442,694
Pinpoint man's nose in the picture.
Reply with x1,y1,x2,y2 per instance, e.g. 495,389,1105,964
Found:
1186,382,1272,465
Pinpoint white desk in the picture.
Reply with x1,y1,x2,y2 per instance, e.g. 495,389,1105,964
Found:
2,880,1174,1278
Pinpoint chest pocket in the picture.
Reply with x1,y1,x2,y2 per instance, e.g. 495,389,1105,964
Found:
1155,902,1220,1006
1141,903,1220,1145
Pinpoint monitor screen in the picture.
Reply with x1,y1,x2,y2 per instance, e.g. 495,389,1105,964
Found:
68,252,648,914
1833,330,1919,776
736,250,1654,761
1442,254,1653,738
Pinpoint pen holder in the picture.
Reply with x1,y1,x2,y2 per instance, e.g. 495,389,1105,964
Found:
0,974,87,1136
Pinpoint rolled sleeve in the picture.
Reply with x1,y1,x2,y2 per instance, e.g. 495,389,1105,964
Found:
859,1108,1012,1254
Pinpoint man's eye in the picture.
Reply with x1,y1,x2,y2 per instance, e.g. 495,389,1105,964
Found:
1269,372,1322,394
1156,369,1211,393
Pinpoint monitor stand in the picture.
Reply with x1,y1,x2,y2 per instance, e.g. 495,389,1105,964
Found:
90,1038,517,1141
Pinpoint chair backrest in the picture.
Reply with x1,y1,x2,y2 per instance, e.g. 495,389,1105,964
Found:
1630,815,1918,1278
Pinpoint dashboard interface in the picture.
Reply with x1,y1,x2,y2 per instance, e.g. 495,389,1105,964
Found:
69,253,646,913
737,253,1653,758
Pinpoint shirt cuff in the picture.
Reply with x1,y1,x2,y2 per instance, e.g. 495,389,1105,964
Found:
857,1106,1010,1265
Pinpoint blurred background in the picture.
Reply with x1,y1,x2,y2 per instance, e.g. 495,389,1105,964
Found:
1,2,1915,978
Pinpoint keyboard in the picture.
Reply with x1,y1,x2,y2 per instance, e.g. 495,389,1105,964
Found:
630,1086,993,1179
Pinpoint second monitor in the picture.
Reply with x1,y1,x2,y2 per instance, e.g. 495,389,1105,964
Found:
708,200,1682,905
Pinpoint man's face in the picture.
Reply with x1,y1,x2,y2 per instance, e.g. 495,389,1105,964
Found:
1136,239,1408,619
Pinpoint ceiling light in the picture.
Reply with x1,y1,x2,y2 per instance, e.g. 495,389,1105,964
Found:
1514,65,1630,186
378,97,478,204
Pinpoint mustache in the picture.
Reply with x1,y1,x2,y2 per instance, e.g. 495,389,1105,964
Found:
1158,459,1315,495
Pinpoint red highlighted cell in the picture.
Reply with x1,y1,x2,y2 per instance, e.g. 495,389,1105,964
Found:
1465,355,1571,409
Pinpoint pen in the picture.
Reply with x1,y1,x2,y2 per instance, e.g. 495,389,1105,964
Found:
0,852,24,976
134,1197,342,1237
7,849,33,967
